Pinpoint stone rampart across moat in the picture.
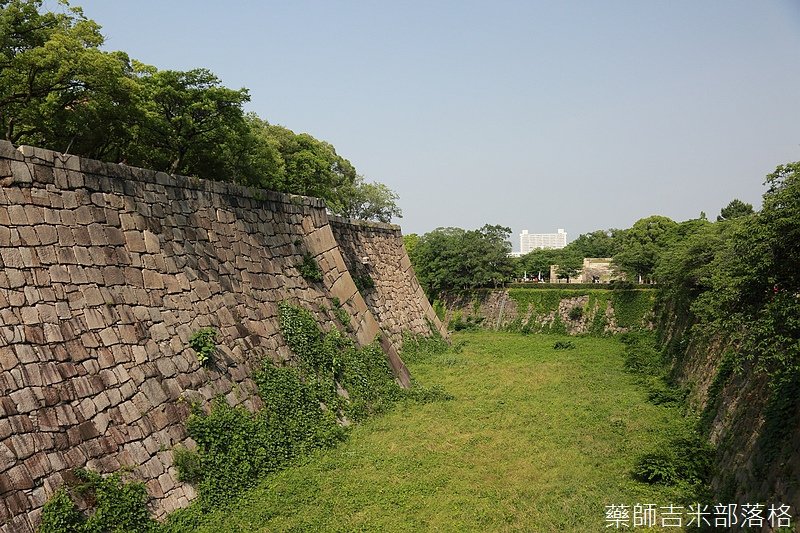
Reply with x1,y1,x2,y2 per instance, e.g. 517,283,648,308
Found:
0,141,444,532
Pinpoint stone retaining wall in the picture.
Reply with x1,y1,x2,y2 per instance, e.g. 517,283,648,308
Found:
329,216,447,346
0,142,432,532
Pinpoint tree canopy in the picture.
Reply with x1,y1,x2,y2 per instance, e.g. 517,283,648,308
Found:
563,229,624,258
651,162,800,376
0,0,137,154
612,215,678,283
716,198,754,222
412,225,514,297
0,0,402,222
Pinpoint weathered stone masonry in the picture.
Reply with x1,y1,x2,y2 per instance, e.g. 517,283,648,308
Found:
329,216,447,346
0,142,437,532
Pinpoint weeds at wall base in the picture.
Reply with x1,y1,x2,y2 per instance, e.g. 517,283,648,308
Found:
620,332,714,499
40,302,455,532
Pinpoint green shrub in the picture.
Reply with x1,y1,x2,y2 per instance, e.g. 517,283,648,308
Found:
432,299,446,321
298,253,323,282
568,306,583,321
449,312,482,332
184,381,345,507
173,446,203,484
188,327,217,366
633,450,679,484
38,489,85,533
78,470,155,532
330,297,351,328
647,381,689,407
353,273,375,293
589,300,610,335
755,367,800,471
338,342,403,420
400,332,449,364
39,469,157,533
609,280,636,290
549,315,567,335
620,332,663,375
633,435,714,486
402,384,454,403
611,290,654,329
278,302,325,369
181,302,417,508
699,349,737,433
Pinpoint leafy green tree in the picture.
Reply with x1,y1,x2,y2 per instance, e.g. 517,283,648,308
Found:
613,215,678,283
0,0,139,157
472,224,515,287
132,66,250,179
552,250,584,283
236,112,290,184
515,248,560,281
244,117,360,214
1,0,403,221
657,162,799,374
564,229,624,258
716,198,754,222
412,227,463,297
413,225,513,297
654,218,730,300
339,177,402,223
403,233,419,264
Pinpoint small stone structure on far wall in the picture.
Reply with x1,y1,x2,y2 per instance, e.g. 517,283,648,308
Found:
550,257,617,284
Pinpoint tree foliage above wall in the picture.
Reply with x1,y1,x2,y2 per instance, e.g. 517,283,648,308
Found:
0,0,401,223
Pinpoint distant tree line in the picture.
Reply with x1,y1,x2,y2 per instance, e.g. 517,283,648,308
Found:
407,163,799,427
405,225,515,297
0,0,401,222
406,169,792,323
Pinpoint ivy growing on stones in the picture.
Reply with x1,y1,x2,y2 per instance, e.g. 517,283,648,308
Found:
41,304,455,528
298,253,323,282
353,273,375,294
38,469,157,533
170,302,414,510
188,327,218,366
329,297,351,328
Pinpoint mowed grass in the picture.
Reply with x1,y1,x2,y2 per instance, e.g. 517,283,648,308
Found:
178,331,694,532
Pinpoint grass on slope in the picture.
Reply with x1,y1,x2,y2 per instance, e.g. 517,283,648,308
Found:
169,331,698,532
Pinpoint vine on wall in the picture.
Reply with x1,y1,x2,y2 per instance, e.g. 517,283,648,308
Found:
40,301,453,531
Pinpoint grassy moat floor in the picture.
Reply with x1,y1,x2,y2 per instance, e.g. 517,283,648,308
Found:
174,331,697,532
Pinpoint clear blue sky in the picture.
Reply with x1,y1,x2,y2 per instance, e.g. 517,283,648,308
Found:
70,0,800,250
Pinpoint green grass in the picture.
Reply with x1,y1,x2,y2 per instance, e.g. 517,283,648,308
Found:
167,331,697,532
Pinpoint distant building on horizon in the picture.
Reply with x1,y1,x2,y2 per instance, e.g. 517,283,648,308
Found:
520,228,567,254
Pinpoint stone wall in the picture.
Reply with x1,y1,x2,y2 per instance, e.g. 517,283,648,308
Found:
329,216,447,346
0,142,433,532
658,305,800,517
441,289,653,335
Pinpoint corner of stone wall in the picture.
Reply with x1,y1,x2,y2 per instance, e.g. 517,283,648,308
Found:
328,215,448,346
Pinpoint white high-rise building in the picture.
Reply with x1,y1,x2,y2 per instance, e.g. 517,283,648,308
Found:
520,228,567,253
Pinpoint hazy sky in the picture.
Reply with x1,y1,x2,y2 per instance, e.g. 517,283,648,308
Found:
71,0,800,250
